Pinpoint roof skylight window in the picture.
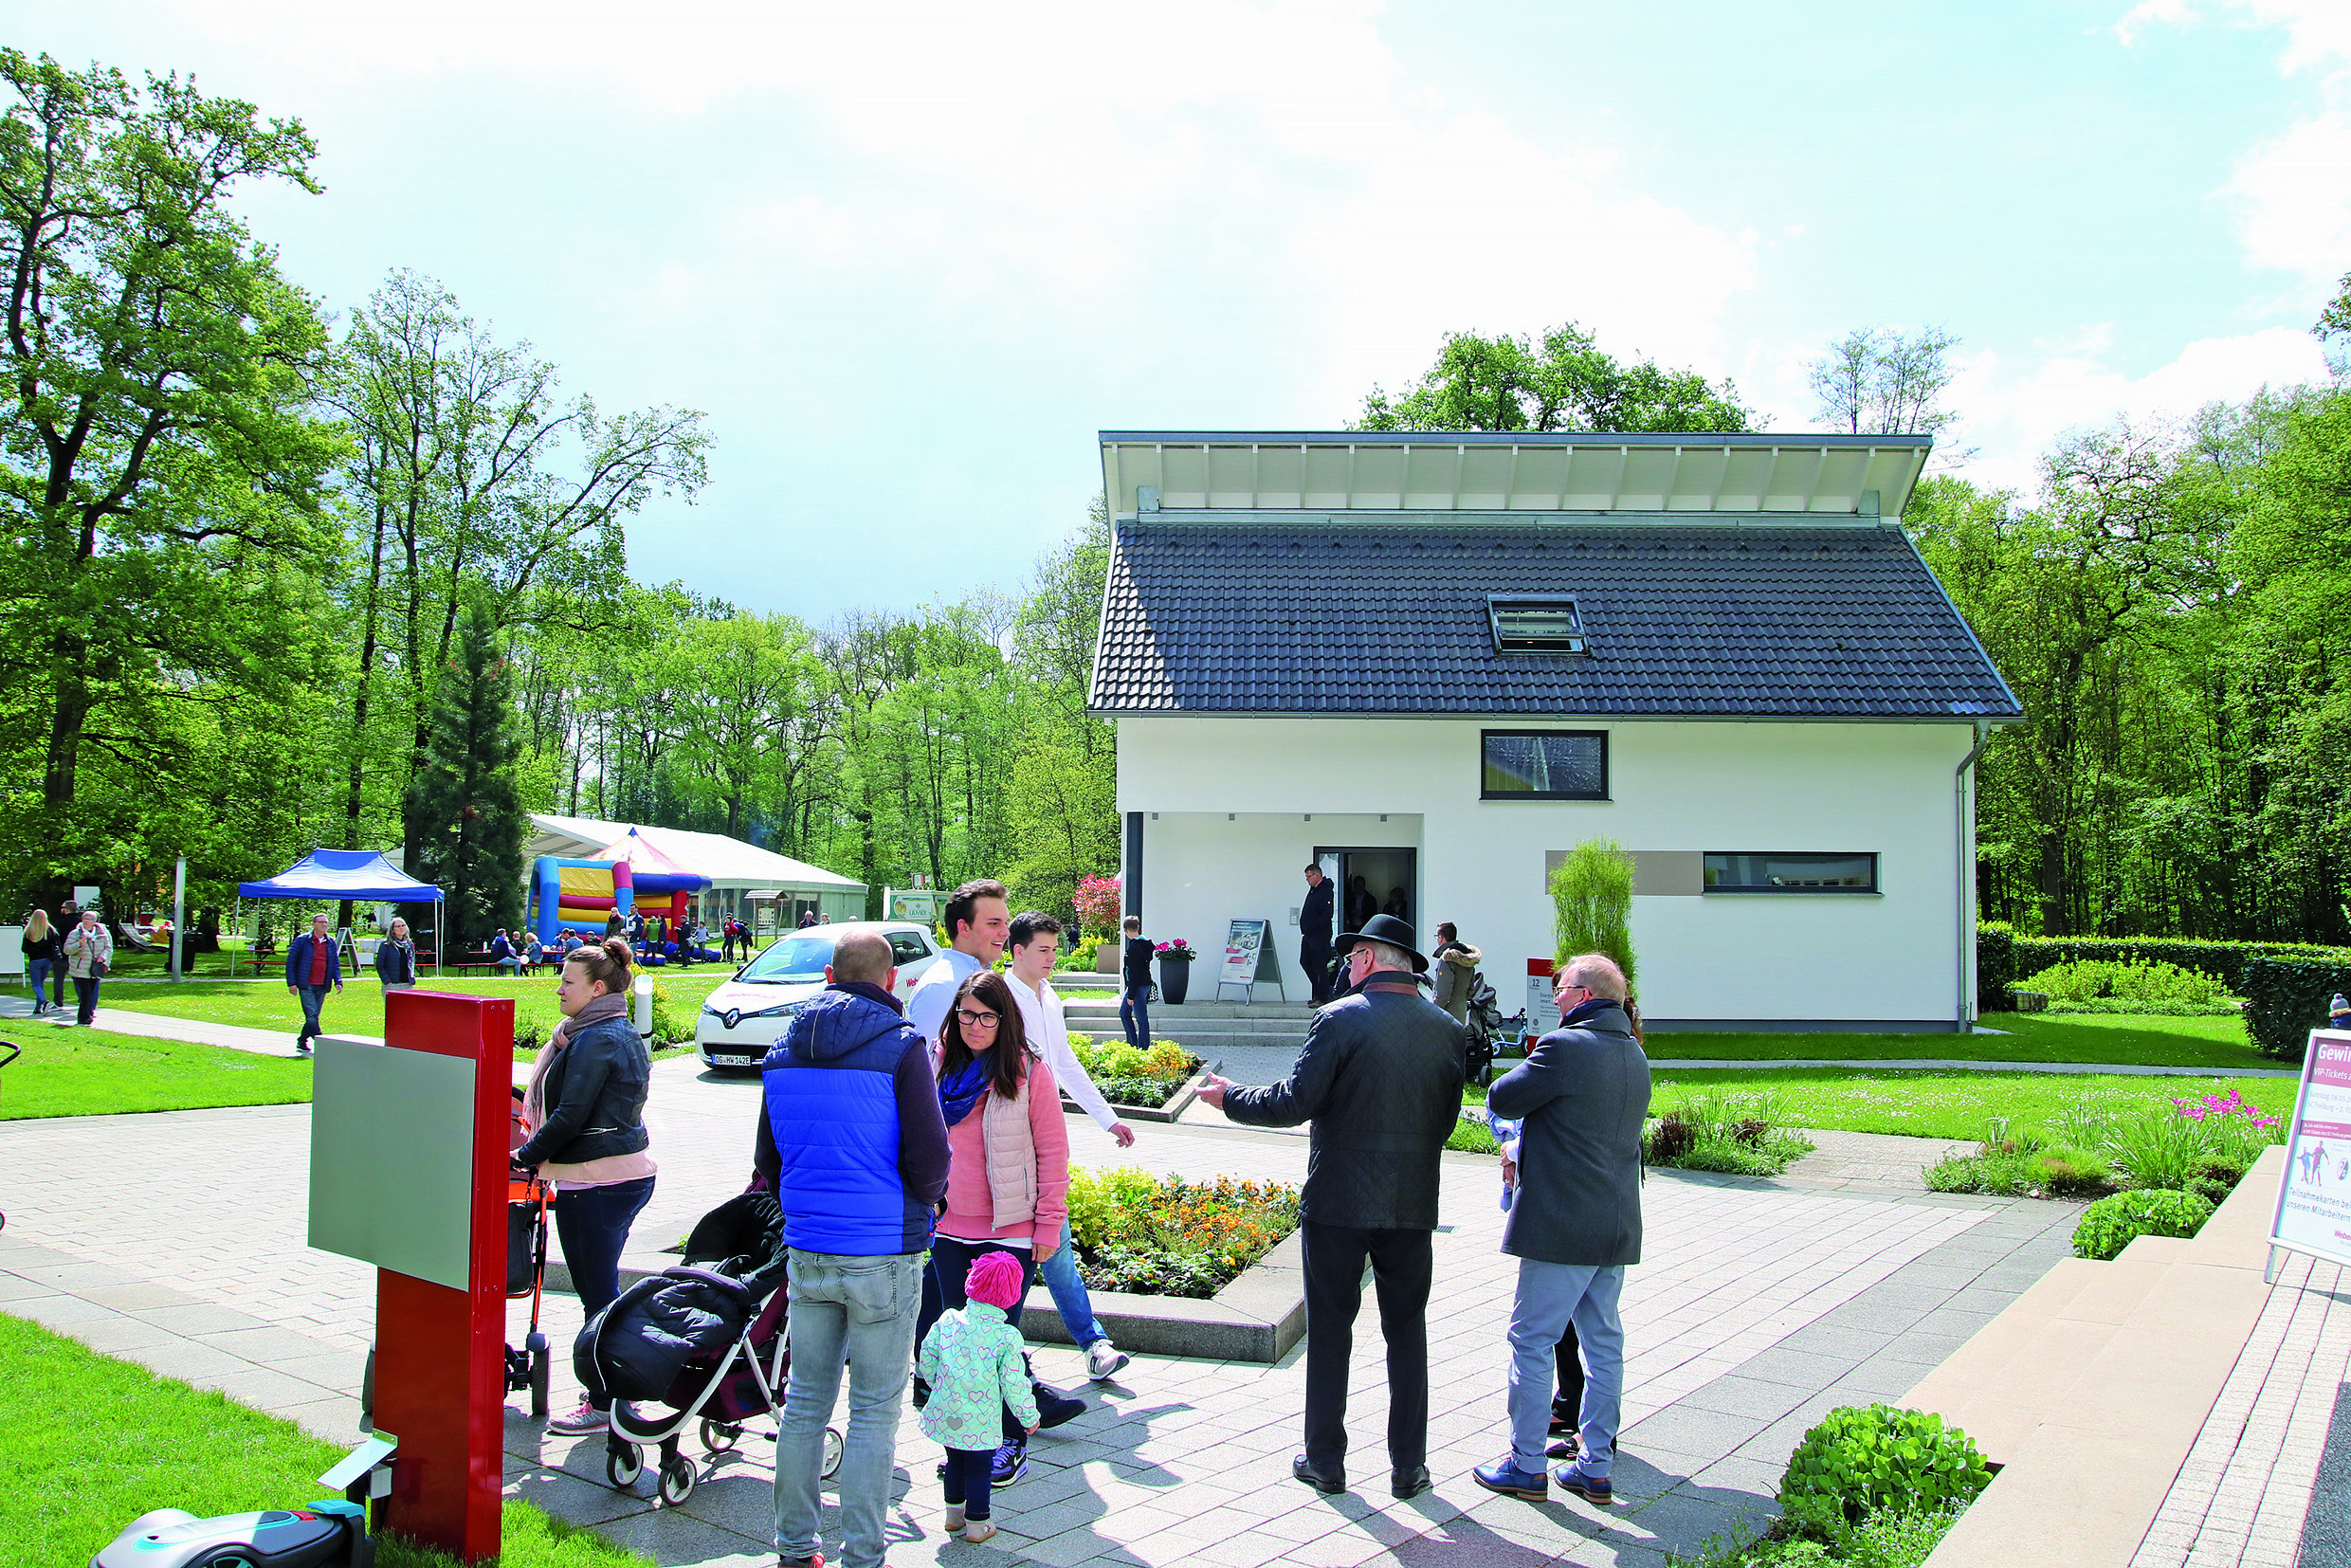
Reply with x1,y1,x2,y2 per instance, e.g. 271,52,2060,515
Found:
1487,595,1586,654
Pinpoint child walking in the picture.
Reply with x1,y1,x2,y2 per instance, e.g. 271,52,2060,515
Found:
919,1252,1040,1544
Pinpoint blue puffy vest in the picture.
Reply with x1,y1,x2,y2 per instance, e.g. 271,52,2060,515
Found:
761,989,927,1255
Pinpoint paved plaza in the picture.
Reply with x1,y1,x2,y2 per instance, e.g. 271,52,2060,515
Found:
4,1054,2090,1567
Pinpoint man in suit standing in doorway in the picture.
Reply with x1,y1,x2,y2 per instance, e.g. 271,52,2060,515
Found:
1299,863,1336,1004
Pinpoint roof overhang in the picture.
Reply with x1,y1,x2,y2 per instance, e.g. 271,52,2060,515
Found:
1100,430,1930,520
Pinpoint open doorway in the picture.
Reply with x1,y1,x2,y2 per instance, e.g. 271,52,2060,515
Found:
1316,847,1418,938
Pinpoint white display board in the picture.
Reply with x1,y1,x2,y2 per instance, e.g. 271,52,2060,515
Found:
0,925,21,978
1525,958,1561,1038
2271,1029,2351,1270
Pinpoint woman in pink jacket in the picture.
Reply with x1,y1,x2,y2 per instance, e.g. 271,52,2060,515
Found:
926,969,1070,1486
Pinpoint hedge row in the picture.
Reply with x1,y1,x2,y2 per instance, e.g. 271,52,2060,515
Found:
1977,922,2350,1006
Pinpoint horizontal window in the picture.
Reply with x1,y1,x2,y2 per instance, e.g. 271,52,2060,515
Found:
1483,730,1608,801
1704,852,1879,894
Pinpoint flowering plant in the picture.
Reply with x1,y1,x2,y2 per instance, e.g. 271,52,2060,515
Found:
1155,938,1195,957
1071,875,1122,931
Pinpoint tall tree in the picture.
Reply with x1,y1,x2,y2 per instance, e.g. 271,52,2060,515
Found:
0,50,342,847
1807,326,1962,437
1355,323,1756,433
408,599,526,947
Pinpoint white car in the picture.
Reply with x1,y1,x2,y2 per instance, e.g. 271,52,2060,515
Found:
695,921,944,1072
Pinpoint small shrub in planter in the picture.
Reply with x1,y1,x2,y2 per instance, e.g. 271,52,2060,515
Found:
1644,1090,1814,1176
2072,1188,2215,1261
1777,1404,1992,1539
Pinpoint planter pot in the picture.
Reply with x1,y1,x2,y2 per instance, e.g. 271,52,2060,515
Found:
1095,941,1120,974
1158,954,1193,1004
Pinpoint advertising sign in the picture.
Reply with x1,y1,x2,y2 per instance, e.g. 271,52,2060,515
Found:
1526,957,1561,1038
1221,919,1268,988
884,888,943,926
2271,1029,2351,1271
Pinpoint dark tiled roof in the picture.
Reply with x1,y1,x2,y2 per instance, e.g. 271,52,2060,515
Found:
1089,521,2022,720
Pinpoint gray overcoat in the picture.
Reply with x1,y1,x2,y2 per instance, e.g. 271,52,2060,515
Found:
1487,999,1650,1267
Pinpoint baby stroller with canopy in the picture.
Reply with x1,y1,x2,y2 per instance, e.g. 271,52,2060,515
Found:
574,1190,841,1505
1464,975,1505,1086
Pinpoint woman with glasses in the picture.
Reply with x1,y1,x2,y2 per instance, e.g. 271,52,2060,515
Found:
920,969,1072,1488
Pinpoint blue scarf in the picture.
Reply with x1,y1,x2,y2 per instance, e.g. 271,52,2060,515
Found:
939,1057,992,1127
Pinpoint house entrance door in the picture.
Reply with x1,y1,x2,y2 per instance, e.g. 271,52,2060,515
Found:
1316,847,1419,941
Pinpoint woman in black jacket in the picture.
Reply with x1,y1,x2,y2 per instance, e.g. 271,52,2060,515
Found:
21,910,62,1016
373,916,418,993
514,936,657,1435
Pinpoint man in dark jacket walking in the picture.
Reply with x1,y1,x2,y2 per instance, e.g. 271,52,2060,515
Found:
754,929,951,1568
284,913,342,1056
1198,914,1466,1500
1299,863,1336,1003
1474,953,1649,1507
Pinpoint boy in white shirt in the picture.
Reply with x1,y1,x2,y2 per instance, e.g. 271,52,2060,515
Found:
1005,909,1134,1382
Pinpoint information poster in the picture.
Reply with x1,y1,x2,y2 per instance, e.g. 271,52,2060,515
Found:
1222,920,1268,989
2270,1029,2351,1269
1525,958,1561,1038
884,888,942,926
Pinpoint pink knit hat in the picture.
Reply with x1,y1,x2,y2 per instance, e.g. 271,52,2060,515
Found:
964,1251,1025,1310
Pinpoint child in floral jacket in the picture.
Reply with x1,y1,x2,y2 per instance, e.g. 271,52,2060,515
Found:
918,1251,1041,1543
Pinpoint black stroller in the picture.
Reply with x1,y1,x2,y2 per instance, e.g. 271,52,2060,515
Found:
575,1191,841,1505
506,1087,552,1415
1464,976,1505,1085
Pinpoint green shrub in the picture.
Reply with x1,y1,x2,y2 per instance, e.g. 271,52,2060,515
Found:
1449,1113,1501,1155
1777,1405,1992,1538
1670,1507,1961,1568
1644,1089,1814,1176
2071,1188,2216,1260
1552,839,1635,990
2242,956,2351,1063
1093,1075,1179,1108
1975,921,2016,1014
1065,1165,1161,1251
1999,933,2350,996
2015,957,2231,1013
1923,1146,2115,1200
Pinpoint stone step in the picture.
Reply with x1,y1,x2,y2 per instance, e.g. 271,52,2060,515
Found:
1066,1001,1317,1021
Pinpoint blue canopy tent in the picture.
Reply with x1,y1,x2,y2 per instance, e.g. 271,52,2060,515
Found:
234,848,446,978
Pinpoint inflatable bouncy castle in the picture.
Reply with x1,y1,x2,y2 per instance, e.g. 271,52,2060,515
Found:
527,830,713,957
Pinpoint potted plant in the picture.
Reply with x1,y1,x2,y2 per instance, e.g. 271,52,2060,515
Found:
1156,938,1196,1004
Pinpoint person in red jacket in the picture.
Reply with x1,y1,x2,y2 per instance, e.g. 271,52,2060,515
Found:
284,912,343,1056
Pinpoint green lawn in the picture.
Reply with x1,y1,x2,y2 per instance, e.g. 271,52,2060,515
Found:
0,1310,647,1566
1648,1067,2301,1142
1646,1010,2269,1070
79,973,730,1044
0,1028,315,1121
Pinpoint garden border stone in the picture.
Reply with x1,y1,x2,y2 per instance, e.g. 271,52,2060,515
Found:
1018,1227,1304,1363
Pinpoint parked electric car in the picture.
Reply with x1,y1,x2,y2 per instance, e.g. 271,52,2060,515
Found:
695,921,943,1072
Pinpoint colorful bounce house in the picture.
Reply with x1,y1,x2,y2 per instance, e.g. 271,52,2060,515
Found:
527,830,716,965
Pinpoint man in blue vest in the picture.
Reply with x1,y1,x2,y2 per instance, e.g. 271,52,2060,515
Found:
755,929,950,1568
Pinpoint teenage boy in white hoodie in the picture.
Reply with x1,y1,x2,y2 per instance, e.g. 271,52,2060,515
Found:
1004,910,1135,1382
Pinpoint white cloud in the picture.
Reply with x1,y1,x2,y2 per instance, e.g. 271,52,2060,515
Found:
2116,0,2351,69
2227,107,2351,281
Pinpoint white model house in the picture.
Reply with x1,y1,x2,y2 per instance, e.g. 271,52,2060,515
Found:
1088,431,2021,1030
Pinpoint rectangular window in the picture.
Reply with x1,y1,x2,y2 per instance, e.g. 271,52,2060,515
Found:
1482,730,1608,800
1487,595,1586,654
1703,852,1879,893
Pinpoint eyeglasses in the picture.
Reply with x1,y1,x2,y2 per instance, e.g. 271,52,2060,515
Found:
956,1010,1001,1030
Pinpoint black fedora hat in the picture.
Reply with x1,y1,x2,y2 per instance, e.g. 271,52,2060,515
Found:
1336,914,1428,973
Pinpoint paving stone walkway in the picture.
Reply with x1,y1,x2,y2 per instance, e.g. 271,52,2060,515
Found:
2129,1249,2351,1568
0,1067,2085,1568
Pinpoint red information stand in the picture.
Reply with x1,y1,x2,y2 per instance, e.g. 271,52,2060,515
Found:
310,990,515,1562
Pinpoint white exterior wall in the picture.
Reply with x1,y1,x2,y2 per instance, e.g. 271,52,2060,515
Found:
1119,715,1977,1027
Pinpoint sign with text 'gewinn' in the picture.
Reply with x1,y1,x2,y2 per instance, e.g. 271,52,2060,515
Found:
2270,1029,2351,1271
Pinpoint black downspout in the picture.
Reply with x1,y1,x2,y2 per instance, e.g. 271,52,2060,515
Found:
1124,812,1143,920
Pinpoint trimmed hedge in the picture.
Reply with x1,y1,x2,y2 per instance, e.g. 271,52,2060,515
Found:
1977,926,2350,1001
2243,957,2351,1064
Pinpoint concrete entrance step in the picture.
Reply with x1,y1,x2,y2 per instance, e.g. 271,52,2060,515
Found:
1066,1000,1316,1020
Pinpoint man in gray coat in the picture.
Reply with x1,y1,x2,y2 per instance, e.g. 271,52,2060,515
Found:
1197,913,1466,1501
1474,952,1649,1507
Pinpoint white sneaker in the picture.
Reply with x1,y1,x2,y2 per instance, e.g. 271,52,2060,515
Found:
545,1399,608,1435
1085,1340,1129,1381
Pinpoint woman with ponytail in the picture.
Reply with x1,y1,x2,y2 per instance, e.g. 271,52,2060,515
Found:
514,935,658,1435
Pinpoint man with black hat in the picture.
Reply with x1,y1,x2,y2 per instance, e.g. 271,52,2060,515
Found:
1196,914,1466,1500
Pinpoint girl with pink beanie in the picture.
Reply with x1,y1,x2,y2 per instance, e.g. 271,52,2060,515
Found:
918,1251,1040,1543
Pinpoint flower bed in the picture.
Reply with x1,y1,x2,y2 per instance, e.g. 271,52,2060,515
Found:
1066,1166,1300,1299
1641,1087,1814,1176
1065,1035,1203,1111
1925,1086,2284,1202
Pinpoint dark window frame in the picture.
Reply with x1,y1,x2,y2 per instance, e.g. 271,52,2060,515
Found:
1702,852,1881,895
1480,728,1611,802
1486,593,1588,655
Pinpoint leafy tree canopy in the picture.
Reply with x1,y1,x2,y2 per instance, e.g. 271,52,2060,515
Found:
1354,322,1757,434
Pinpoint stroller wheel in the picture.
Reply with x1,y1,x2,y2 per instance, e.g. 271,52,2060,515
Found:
821,1426,844,1481
658,1453,696,1506
701,1418,743,1455
606,1443,643,1490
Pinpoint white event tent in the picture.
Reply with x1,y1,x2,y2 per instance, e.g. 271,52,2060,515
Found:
521,814,866,932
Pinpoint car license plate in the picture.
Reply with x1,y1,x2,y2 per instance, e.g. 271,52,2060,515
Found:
711,1053,758,1067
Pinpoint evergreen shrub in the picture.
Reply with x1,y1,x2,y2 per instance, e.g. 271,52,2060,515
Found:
1777,1405,1992,1537
2071,1189,2215,1261
2242,957,2351,1063
1980,930,2349,998
1552,840,1635,989
2015,957,2232,1014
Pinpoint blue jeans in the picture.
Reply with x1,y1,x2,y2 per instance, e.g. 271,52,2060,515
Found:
1506,1260,1626,1476
940,1446,993,1522
28,957,53,1009
295,983,331,1045
775,1249,922,1568
1120,985,1151,1049
1037,1217,1105,1349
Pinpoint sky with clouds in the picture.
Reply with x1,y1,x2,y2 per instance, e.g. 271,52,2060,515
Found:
24,0,2349,618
